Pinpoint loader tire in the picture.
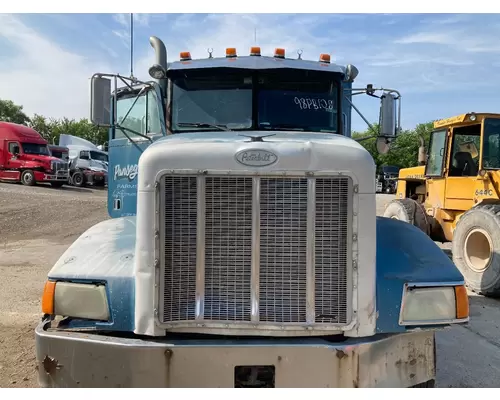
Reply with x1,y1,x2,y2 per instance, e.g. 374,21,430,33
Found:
383,198,430,236
452,204,500,297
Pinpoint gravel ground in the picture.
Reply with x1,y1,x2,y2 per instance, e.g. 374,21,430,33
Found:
0,186,498,387
0,182,108,388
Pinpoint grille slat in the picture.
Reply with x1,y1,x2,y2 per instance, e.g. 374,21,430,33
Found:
314,178,349,324
163,176,198,322
204,177,253,321
259,178,308,323
161,174,351,327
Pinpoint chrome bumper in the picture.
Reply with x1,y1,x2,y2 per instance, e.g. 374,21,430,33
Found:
35,320,436,388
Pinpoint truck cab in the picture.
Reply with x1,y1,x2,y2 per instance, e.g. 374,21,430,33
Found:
0,122,69,187
34,38,469,388
48,145,69,162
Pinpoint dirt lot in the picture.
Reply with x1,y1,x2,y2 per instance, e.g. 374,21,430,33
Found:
0,186,499,387
0,182,108,388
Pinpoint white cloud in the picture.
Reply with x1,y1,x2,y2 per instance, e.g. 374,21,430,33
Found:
1,13,500,132
0,14,112,121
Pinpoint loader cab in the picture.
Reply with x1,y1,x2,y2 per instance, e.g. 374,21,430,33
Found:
419,113,500,239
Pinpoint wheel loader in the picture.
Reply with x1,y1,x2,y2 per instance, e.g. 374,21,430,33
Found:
384,112,500,297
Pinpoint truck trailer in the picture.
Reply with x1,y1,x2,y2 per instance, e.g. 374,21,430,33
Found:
34,38,469,388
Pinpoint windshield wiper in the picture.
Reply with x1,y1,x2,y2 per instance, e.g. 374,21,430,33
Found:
260,123,305,131
177,122,231,131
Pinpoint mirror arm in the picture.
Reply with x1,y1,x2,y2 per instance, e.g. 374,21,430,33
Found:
115,125,153,144
354,134,376,143
343,95,376,133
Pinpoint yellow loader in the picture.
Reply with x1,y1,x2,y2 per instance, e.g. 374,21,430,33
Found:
384,112,500,296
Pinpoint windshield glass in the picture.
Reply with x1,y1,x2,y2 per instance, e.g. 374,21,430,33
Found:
22,143,49,156
170,68,341,133
482,118,500,169
115,87,162,139
171,69,253,131
258,70,339,133
90,151,108,162
51,150,68,159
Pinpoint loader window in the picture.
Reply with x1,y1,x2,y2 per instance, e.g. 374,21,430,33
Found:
449,125,480,177
425,129,447,177
482,118,500,170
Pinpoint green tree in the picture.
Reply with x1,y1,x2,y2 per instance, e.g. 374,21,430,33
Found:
0,99,30,125
29,114,52,141
353,121,435,171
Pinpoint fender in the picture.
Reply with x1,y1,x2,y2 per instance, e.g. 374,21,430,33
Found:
45,216,465,335
47,217,136,332
375,216,464,333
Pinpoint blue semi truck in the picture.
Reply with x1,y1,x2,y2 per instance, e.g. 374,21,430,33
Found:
34,37,469,388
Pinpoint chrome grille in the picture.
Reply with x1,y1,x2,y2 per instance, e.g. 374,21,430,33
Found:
259,178,308,323
51,161,68,172
163,176,197,322
160,174,351,327
204,177,253,321
314,178,349,324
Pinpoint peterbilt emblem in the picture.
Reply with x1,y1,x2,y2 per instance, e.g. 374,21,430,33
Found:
235,149,278,167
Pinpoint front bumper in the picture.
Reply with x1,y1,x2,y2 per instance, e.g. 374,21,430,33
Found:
35,320,436,388
34,170,69,182
84,171,107,185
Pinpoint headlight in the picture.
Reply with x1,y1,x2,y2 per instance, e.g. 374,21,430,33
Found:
41,281,110,321
399,284,469,326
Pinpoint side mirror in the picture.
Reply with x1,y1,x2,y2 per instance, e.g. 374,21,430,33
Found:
90,75,112,126
80,151,90,160
13,146,20,155
379,93,398,138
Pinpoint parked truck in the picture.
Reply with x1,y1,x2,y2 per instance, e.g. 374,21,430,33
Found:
0,122,69,187
35,38,469,388
58,134,108,187
48,144,70,162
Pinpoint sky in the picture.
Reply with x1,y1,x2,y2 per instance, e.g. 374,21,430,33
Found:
0,13,499,133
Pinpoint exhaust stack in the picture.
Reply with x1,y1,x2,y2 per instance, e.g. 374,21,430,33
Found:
149,36,168,95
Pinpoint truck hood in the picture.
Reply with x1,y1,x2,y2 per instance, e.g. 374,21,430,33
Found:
20,154,62,164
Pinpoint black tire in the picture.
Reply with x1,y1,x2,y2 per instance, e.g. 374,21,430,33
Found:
50,182,65,188
411,379,435,388
383,198,430,235
452,204,500,297
20,169,36,186
71,171,85,187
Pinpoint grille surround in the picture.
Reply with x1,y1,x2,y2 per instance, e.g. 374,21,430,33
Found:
157,170,355,335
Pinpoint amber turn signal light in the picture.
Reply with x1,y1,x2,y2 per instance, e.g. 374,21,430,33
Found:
41,281,56,314
455,285,469,319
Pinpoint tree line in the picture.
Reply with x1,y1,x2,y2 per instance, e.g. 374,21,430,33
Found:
1,98,433,171
0,99,108,146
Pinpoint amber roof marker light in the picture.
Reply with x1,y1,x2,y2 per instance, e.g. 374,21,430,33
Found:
226,48,237,58
180,51,192,61
319,53,331,64
250,46,261,56
274,48,285,59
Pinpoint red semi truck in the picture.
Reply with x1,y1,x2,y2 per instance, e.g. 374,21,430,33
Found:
0,121,69,187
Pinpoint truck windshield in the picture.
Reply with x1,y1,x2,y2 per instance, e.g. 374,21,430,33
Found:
51,150,68,160
170,68,341,133
171,69,253,131
22,143,49,156
90,151,108,162
257,69,339,133
482,118,500,169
